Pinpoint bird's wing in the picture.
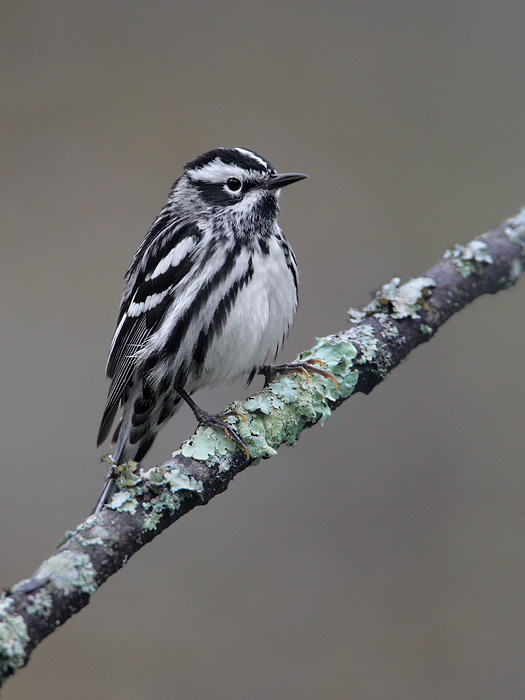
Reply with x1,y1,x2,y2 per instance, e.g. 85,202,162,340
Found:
97,214,202,446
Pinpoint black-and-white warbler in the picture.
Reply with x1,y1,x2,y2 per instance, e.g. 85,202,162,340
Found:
94,147,322,512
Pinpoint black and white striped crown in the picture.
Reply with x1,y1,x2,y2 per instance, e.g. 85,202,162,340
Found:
185,147,275,180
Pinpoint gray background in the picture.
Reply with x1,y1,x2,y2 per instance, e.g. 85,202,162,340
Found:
2,2,524,698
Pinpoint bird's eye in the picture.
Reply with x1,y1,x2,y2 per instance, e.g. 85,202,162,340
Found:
225,177,242,192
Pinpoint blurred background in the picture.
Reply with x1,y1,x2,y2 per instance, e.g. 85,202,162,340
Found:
2,2,524,698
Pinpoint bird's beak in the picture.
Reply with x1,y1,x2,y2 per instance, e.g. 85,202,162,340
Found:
262,172,308,191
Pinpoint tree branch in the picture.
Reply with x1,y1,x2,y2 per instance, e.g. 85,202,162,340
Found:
1,210,524,685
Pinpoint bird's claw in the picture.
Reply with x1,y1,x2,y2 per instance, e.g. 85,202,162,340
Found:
197,409,250,458
259,359,338,387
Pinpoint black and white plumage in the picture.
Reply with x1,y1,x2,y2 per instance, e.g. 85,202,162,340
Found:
95,147,306,510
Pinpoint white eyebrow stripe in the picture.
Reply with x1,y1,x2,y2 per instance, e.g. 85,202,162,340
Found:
187,160,263,184
234,148,269,169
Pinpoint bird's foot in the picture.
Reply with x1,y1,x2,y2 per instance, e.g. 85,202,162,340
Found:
194,406,249,458
259,359,338,387
175,385,249,457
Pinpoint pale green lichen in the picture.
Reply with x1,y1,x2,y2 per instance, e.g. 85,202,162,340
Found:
115,464,141,488
507,258,523,286
24,589,53,618
347,324,380,364
232,340,355,455
298,336,359,400
180,429,230,461
0,598,29,675
164,468,203,496
76,534,104,548
76,520,112,546
143,469,166,486
420,323,433,336
244,393,275,415
93,456,204,527
142,509,163,531
347,325,392,379
108,490,138,514
376,277,436,318
236,410,281,457
347,307,367,323
152,335,357,471
138,466,204,529
379,317,400,340
353,277,435,322
56,531,75,547
142,491,182,524
444,240,494,277
33,551,97,596
272,376,300,404
179,337,358,463
376,277,402,305
504,208,525,245
9,580,31,595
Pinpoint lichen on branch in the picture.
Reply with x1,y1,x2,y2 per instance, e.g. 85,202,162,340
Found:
1,209,524,686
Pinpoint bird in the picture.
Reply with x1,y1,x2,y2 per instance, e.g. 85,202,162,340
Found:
94,147,310,513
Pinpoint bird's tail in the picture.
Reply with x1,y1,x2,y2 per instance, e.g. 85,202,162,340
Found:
92,391,183,513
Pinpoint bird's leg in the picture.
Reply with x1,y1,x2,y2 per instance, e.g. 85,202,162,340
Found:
259,359,338,388
175,386,249,457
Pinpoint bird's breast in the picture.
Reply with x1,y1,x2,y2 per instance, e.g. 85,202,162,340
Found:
193,237,298,388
